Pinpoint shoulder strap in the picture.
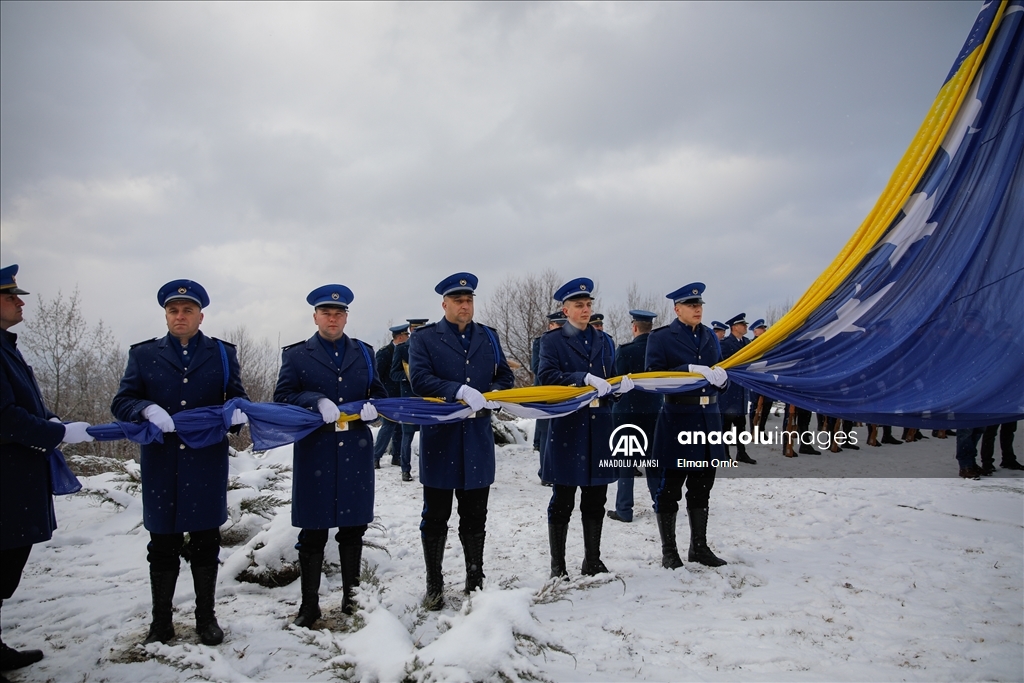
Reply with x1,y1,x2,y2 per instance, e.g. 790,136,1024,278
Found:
357,340,374,394
481,325,500,377
216,339,229,399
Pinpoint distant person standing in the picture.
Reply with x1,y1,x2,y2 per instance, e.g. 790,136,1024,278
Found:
747,318,773,433
409,273,514,609
373,324,409,468
1,264,94,675
539,278,633,577
111,280,248,646
275,285,386,625
532,312,566,485
720,313,755,464
607,309,662,523
391,318,429,482
711,320,728,342
646,282,729,569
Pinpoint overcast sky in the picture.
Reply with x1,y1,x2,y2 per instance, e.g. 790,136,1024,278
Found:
1,1,982,349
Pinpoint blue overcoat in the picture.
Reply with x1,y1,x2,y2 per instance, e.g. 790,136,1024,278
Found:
274,334,387,529
718,334,749,415
1,329,63,550
538,323,617,487
409,320,515,490
612,332,663,438
111,332,247,534
645,319,726,468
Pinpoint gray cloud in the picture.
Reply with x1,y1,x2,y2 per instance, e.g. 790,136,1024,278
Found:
1,1,981,348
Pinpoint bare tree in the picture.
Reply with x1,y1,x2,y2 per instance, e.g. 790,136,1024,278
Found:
21,289,133,458
599,281,675,345
765,299,795,327
222,325,279,404
478,269,561,386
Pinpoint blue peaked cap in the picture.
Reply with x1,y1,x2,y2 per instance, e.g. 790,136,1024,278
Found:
158,279,210,308
629,309,657,323
750,318,767,330
435,272,478,296
0,264,29,295
390,323,410,334
726,313,748,326
547,311,567,324
667,282,705,304
554,277,595,302
711,320,728,331
307,284,353,309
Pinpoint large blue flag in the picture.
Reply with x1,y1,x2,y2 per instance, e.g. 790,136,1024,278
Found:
725,0,1023,429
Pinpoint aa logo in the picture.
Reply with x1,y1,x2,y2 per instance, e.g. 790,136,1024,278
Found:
608,424,648,458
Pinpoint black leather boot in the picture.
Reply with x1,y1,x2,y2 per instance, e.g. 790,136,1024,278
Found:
686,508,727,567
143,568,178,644
0,601,44,671
459,532,486,594
656,512,684,569
339,543,362,615
580,515,609,576
292,551,323,627
191,565,224,645
548,523,569,578
422,534,446,611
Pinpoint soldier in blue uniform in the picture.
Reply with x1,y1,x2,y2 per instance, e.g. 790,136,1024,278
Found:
747,319,773,433
391,318,429,482
111,280,248,646
711,320,728,342
275,285,387,625
409,273,515,609
720,313,756,464
532,312,566,485
539,278,633,578
645,282,730,569
607,310,662,523
373,324,409,469
1,265,94,674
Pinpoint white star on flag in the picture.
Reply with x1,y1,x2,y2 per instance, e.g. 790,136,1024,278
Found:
798,283,895,342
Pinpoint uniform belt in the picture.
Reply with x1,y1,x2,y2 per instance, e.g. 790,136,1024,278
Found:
665,394,716,406
318,419,368,433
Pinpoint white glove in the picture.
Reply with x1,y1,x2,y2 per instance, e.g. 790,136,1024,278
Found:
317,398,341,424
142,404,176,433
230,408,248,426
690,364,728,388
456,385,486,412
584,373,612,397
62,421,95,444
359,402,379,421
49,417,61,423
615,375,635,394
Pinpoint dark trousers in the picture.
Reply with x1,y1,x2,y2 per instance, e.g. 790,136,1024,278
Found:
749,394,772,432
981,422,1018,465
147,528,221,572
956,428,985,469
420,485,489,538
399,424,418,474
547,484,607,525
373,419,400,461
652,464,716,514
295,526,367,553
0,545,32,600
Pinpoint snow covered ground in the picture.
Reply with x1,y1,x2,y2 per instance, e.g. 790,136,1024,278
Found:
4,419,1022,682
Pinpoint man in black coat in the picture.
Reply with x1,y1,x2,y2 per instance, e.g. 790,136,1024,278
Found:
607,310,663,523
1,264,94,675
111,279,248,646
719,313,755,464
531,312,566,484
373,324,408,468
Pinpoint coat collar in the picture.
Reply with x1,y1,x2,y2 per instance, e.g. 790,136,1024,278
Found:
306,333,362,374
434,319,487,359
157,331,213,374
561,322,605,362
